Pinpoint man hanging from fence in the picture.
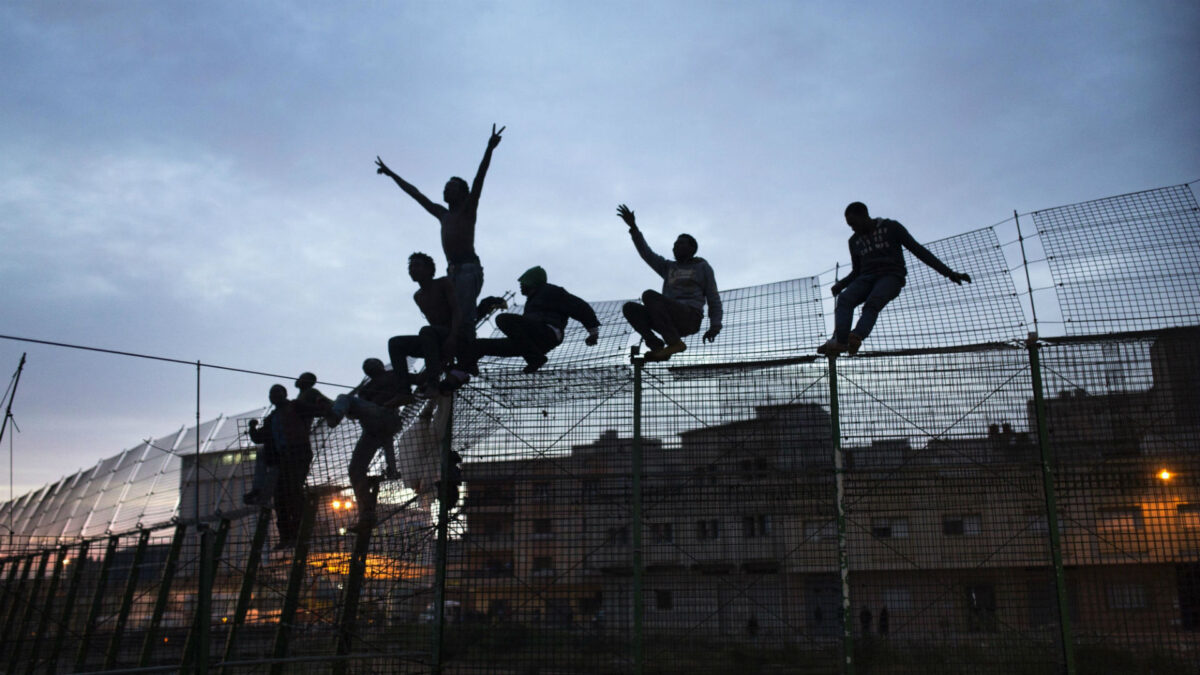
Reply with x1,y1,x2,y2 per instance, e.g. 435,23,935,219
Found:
326,358,406,533
387,252,462,399
246,384,314,549
376,124,504,350
451,266,600,381
244,372,331,508
616,203,722,361
818,201,972,356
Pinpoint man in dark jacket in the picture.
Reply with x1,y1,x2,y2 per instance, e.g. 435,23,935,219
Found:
818,201,972,356
462,266,600,375
617,204,722,361
247,384,313,549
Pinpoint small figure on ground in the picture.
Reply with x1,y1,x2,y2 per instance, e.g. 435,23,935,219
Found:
327,358,408,532
459,266,600,377
860,606,873,636
246,384,314,549
878,605,890,636
819,201,971,356
616,204,722,361
376,124,504,345
388,252,461,398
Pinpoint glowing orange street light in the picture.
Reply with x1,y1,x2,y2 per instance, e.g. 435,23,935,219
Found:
1159,469,1172,482
332,500,341,510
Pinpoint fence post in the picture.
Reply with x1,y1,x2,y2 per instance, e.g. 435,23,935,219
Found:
431,396,455,675
47,539,90,673
1027,333,1077,675
334,522,372,674
0,553,34,661
828,356,855,675
631,357,645,675
26,545,68,675
221,507,271,668
106,528,152,669
6,549,50,672
270,495,318,675
75,534,120,671
140,522,187,668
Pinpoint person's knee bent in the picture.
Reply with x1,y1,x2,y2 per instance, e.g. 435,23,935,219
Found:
495,313,520,333
641,290,665,305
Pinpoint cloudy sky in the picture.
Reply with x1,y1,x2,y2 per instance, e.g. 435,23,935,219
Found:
1,1,1197,497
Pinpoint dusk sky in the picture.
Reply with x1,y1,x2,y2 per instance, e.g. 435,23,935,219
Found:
2,1,1197,498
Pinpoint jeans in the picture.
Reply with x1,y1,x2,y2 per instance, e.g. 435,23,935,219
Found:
389,325,452,385
448,261,484,337
334,394,401,519
623,290,703,348
474,313,563,365
834,273,905,343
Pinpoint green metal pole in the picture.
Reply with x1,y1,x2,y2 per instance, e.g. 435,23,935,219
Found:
221,507,271,668
270,495,318,675
631,358,645,675
185,518,231,672
828,356,855,675
26,545,68,675
106,529,152,669
6,550,49,672
431,396,454,675
334,522,373,674
140,523,187,668
1027,334,1077,675
0,554,35,656
75,535,120,671
47,539,90,673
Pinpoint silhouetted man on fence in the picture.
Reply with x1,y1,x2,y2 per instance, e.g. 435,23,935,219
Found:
387,252,461,399
245,372,331,507
247,384,313,549
458,266,599,377
617,204,721,361
376,124,504,344
327,358,405,532
818,201,972,356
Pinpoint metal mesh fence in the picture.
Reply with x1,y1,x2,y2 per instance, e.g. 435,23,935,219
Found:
1,182,1198,673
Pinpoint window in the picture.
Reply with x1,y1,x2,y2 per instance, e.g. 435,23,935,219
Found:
871,517,909,539
1097,507,1144,531
965,583,997,632
532,556,555,576
943,514,982,536
531,482,551,501
1178,504,1200,529
696,519,720,540
655,590,674,611
804,520,836,541
743,515,772,538
650,523,674,543
1106,583,1147,610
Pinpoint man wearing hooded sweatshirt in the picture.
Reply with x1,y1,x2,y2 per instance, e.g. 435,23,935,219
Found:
617,203,722,361
465,266,600,374
818,201,972,356
247,384,313,549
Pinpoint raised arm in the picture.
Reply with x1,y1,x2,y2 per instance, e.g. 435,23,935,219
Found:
469,124,505,204
376,156,446,219
897,226,970,283
617,204,669,278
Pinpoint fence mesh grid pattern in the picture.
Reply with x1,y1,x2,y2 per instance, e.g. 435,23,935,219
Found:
1,183,1198,674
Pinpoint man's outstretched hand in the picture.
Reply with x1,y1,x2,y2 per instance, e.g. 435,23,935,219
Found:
616,204,637,230
488,123,505,150
703,327,721,343
375,156,395,177
949,271,972,285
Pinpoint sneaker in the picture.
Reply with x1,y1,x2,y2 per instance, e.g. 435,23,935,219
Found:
645,341,686,362
643,337,665,353
846,333,863,356
522,353,548,374
817,338,847,356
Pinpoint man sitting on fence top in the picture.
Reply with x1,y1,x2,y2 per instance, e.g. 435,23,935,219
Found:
617,203,722,362
454,266,600,379
818,201,972,356
387,252,461,399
